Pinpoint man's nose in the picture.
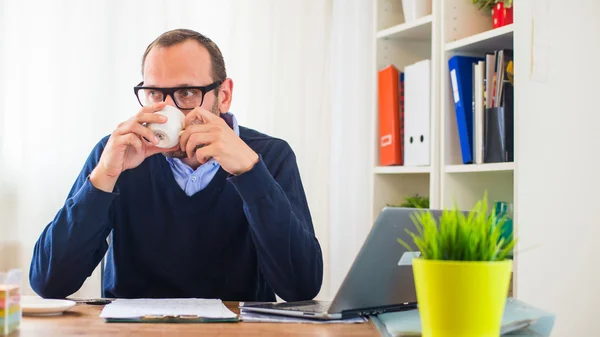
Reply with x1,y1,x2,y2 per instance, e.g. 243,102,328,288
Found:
164,94,177,107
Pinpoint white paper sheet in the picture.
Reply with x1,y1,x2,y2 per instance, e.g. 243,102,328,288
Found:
99,298,237,319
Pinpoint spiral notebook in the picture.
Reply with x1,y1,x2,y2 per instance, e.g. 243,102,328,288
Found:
99,298,238,323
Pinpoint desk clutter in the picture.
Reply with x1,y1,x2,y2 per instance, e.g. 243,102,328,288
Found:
371,298,555,337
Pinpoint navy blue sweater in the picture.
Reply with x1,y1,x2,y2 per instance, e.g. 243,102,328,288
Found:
29,126,323,302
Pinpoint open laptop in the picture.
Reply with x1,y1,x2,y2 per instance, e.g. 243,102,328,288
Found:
241,207,444,320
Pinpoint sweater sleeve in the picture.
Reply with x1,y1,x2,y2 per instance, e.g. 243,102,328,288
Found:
29,137,117,299
227,144,323,302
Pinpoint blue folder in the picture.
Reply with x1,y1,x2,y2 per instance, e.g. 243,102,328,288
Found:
448,55,484,164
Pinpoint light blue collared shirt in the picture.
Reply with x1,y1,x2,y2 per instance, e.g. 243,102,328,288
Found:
166,112,239,196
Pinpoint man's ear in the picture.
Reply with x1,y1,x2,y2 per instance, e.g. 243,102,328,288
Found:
217,78,234,113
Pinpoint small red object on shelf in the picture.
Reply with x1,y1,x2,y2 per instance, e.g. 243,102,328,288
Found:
492,2,513,28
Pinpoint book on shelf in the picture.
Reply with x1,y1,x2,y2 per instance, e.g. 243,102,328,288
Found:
399,71,405,165
449,49,514,165
377,60,431,167
449,55,484,164
377,65,403,166
404,59,431,166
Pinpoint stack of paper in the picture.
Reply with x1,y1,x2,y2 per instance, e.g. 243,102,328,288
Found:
100,298,238,323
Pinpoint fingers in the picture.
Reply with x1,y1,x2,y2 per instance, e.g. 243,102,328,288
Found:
178,123,219,151
139,102,167,115
117,133,143,154
184,106,221,128
135,111,167,125
178,107,225,160
185,132,218,159
196,107,220,123
183,107,202,128
115,120,159,146
194,143,215,164
135,102,168,129
113,103,170,144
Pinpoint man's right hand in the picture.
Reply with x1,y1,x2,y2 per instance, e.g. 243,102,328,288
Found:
90,102,177,192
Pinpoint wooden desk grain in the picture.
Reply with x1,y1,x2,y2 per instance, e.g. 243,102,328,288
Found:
15,302,381,337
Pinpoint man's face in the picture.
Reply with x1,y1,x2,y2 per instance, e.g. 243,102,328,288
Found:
143,40,219,158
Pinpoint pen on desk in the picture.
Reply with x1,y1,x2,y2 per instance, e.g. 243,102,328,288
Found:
72,298,113,305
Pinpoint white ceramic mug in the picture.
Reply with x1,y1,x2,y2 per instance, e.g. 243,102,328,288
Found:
402,0,432,22
147,105,186,148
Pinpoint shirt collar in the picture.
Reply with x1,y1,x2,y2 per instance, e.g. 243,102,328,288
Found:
221,111,239,135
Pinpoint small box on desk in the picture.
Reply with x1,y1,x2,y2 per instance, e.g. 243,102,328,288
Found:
0,269,21,336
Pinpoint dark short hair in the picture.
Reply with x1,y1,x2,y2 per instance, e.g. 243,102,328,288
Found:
141,29,226,82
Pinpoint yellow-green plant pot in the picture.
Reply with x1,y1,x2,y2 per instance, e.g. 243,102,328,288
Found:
412,258,512,337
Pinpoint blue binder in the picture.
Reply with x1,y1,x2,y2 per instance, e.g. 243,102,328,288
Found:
448,55,484,164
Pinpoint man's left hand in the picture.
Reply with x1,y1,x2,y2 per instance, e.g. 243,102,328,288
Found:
179,107,259,175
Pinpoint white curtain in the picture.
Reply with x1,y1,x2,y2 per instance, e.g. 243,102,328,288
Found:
0,0,337,299
228,1,334,300
328,0,375,297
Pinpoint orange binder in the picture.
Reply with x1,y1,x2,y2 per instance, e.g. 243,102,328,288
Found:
378,65,403,166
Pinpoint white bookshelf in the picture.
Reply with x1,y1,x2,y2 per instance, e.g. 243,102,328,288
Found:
376,15,433,41
375,166,432,174
372,0,517,295
445,24,514,53
444,162,515,173
371,0,441,221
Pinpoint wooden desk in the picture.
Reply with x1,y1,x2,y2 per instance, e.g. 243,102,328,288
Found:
15,302,381,337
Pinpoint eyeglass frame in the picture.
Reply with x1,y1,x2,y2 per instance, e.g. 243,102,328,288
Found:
133,80,223,110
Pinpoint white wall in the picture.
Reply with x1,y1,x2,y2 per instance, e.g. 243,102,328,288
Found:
515,1,600,335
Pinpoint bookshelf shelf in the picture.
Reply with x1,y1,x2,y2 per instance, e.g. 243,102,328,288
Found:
445,24,514,54
375,166,431,174
444,162,515,173
376,15,433,41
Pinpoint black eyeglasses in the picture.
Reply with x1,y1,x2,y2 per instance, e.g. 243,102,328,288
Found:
133,80,223,110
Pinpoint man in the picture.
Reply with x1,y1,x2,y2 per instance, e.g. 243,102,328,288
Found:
29,29,323,302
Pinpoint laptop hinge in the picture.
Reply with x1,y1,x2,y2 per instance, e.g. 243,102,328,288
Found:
340,302,417,319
